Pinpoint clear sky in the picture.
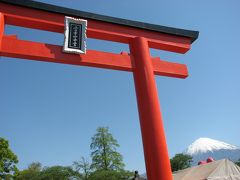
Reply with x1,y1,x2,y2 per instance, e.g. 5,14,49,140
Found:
1,0,240,174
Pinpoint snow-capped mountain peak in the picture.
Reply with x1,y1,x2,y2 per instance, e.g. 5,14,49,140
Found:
186,137,239,155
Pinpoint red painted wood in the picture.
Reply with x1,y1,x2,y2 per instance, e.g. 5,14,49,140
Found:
153,57,188,78
1,36,188,78
1,36,133,71
4,34,17,39
0,3,191,53
130,37,173,180
0,13,4,51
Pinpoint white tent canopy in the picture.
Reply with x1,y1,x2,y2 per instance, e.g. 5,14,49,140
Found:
173,159,240,180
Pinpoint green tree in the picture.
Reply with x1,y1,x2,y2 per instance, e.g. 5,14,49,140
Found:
0,137,18,179
90,127,124,171
236,159,240,167
170,153,192,172
73,157,91,180
89,169,133,180
38,166,81,180
17,163,81,180
28,162,42,172
16,162,42,180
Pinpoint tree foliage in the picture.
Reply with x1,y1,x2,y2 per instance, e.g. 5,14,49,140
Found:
89,169,133,180
90,127,124,171
28,162,42,172
16,162,42,180
170,153,192,172
17,164,81,180
39,166,81,180
73,157,91,180
0,137,18,178
236,159,240,167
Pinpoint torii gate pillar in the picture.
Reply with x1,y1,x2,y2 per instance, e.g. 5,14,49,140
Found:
130,37,172,180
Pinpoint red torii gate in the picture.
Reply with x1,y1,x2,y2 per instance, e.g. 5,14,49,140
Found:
0,0,199,179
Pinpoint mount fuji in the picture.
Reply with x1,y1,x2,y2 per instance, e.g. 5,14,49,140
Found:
184,137,240,165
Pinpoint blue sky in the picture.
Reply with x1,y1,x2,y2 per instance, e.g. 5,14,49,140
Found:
1,0,240,174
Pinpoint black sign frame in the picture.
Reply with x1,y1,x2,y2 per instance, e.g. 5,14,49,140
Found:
63,16,87,54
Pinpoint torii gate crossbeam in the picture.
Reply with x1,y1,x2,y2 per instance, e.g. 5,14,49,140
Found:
0,0,199,179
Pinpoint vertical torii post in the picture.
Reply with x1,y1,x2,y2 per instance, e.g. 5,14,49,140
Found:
130,37,172,179
0,0,199,179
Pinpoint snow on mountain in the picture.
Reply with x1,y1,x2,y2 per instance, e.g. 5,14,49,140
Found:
186,137,238,155
184,137,240,165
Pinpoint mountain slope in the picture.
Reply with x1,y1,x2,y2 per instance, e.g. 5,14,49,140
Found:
184,138,240,165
